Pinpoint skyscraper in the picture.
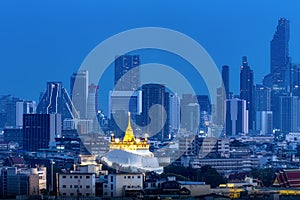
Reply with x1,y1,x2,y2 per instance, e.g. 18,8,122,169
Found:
225,98,248,136
109,90,142,137
222,65,230,98
181,94,199,132
194,95,211,114
71,70,88,118
254,84,271,112
110,55,141,136
263,18,291,129
37,82,79,120
87,83,99,132
169,93,180,132
277,96,300,133
215,65,229,126
256,111,273,135
23,114,61,151
215,87,225,125
16,100,36,127
114,55,140,91
138,84,168,141
240,56,254,130
87,84,99,119
291,63,300,96
270,18,290,92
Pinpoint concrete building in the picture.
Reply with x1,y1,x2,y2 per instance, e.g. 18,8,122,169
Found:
57,173,96,197
225,98,248,136
169,93,180,132
71,70,89,119
19,167,47,191
23,113,61,151
256,111,273,135
188,157,260,174
0,167,39,198
63,118,93,134
103,173,143,198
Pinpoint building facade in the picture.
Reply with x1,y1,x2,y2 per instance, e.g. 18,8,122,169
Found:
71,70,89,119
225,98,248,136
57,173,96,197
23,114,61,151
103,173,143,198
240,56,254,130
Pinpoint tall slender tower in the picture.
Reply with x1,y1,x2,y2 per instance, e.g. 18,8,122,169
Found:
270,18,291,93
222,65,230,99
240,56,254,130
71,70,88,119
263,18,291,130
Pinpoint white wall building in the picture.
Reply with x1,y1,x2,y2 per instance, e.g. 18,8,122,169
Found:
103,173,143,198
57,173,96,197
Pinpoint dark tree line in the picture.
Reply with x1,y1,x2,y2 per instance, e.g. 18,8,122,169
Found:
161,165,226,188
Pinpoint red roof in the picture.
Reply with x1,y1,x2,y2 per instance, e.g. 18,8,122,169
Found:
9,157,26,166
273,169,300,188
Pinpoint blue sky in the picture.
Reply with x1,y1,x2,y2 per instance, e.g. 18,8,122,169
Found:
1,1,300,112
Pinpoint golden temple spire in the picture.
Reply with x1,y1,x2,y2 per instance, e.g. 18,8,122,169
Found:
123,112,135,142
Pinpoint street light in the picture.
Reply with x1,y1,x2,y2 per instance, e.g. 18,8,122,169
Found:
50,159,55,192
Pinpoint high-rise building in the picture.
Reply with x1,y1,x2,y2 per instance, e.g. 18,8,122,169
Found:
254,84,271,112
114,55,140,91
270,18,290,92
87,84,99,132
5,97,21,127
16,100,36,127
194,95,211,115
71,70,89,119
277,96,300,133
291,63,300,96
87,84,99,119
263,18,291,129
180,94,200,132
108,90,142,137
240,56,254,130
169,93,180,132
109,91,142,117
111,55,141,137
215,87,225,125
194,95,211,132
0,95,36,129
256,111,273,135
215,66,229,126
185,103,200,133
37,82,79,120
23,114,61,151
225,98,248,136
222,65,230,98
138,84,168,141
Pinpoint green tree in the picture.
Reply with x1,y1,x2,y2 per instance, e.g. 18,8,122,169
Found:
200,165,226,188
251,168,275,187
162,165,226,188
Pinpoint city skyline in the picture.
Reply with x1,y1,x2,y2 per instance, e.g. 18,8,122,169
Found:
1,1,300,107
3,2,300,199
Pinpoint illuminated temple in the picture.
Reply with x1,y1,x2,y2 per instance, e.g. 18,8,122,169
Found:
101,113,163,174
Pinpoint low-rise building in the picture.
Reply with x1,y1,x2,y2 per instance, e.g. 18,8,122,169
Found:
57,173,96,197
103,173,143,198
0,167,39,198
